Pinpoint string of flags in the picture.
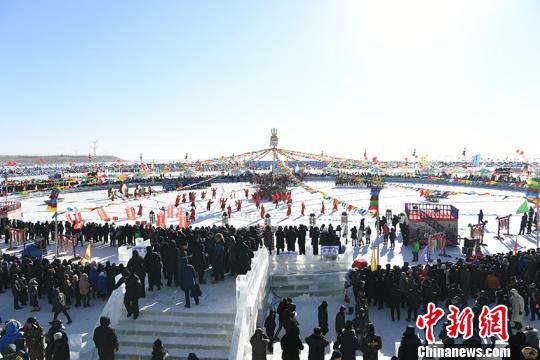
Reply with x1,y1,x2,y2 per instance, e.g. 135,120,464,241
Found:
275,157,369,215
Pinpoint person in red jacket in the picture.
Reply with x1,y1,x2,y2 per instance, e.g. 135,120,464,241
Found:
137,204,143,217
227,205,232,218
383,224,390,245
206,200,213,211
333,199,338,212
301,202,306,216
220,198,226,211
236,200,242,211
201,191,206,200
321,202,325,215
211,188,217,198
260,205,265,219
175,195,181,207
286,203,291,217
244,189,249,199
190,208,196,221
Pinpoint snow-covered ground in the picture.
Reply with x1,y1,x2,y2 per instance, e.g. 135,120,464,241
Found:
1,180,537,358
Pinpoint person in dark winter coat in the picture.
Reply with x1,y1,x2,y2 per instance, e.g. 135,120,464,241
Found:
361,323,382,360
280,326,304,360
305,327,329,360
264,310,277,341
164,242,179,286
318,301,329,335
335,306,346,335
190,241,208,284
45,320,69,360
333,323,359,360
127,250,146,298
115,270,142,319
93,316,119,360
310,227,320,255
397,325,422,360
144,246,162,291
276,227,285,255
263,226,274,254
180,262,199,308
51,288,72,324
150,339,168,360
250,328,270,360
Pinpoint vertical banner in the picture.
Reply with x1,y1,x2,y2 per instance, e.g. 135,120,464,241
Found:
156,211,166,228
167,204,174,218
97,207,110,222
125,207,136,220
368,188,380,216
179,212,188,229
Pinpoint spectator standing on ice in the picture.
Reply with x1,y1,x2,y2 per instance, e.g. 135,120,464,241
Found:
318,301,329,335
305,327,329,360
280,326,303,360
250,328,270,360
333,323,359,360
93,316,119,360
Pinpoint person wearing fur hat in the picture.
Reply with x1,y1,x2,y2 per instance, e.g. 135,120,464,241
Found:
23,317,45,360
522,346,539,360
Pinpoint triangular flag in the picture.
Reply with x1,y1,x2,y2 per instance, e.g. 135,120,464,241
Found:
516,200,529,214
81,244,92,264
370,248,378,271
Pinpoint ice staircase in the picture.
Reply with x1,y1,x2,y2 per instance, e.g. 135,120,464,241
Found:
270,270,346,298
91,277,240,360
114,307,235,360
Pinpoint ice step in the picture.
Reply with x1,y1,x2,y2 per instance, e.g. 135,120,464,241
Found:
270,281,344,291
115,347,228,360
117,313,234,329
270,288,344,298
118,334,230,351
115,323,232,340
141,308,235,321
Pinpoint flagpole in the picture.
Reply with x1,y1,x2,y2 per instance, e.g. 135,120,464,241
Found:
536,194,540,249
54,211,58,258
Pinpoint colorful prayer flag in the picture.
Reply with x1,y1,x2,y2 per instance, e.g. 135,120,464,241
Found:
516,200,529,214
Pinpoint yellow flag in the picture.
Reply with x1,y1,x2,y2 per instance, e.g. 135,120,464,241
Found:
81,244,92,264
370,248,378,271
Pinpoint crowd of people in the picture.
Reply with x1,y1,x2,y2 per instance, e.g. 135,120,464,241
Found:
0,216,267,358
249,215,540,360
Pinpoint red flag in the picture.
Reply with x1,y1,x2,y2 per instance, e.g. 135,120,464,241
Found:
167,204,174,218
7,161,16,166
156,211,166,228
96,207,110,222
179,212,188,228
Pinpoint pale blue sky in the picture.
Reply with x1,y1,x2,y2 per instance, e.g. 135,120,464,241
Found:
0,0,539,161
